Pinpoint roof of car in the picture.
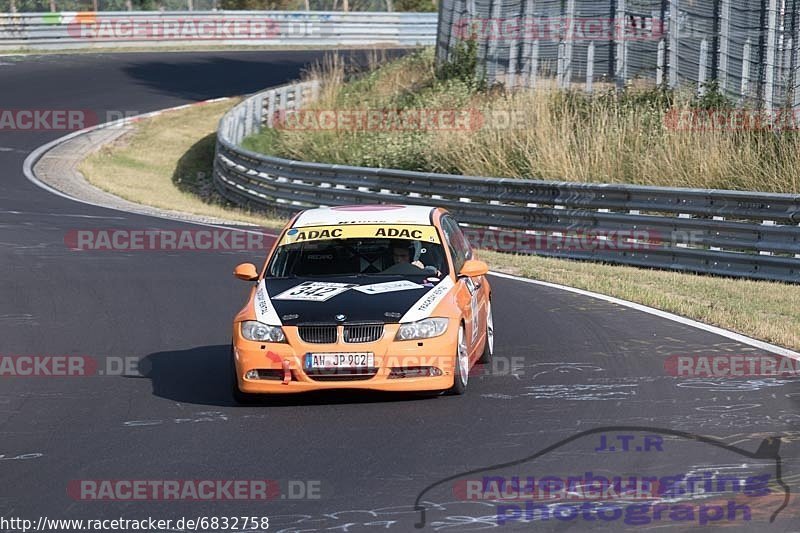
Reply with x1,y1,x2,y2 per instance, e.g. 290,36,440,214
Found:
292,205,437,228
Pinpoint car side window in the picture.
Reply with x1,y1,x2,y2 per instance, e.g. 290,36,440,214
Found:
441,215,471,274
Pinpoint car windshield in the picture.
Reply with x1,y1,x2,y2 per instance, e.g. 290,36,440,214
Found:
268,237,449,278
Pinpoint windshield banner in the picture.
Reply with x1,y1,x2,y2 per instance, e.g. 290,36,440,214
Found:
279,224,441,246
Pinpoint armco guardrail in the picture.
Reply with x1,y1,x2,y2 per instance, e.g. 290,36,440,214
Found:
214,81,800,284
0,11,436,51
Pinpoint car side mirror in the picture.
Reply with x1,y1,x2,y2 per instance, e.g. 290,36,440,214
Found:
234,263,259,281
458,259,489,278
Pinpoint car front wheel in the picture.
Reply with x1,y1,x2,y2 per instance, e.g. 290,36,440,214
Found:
446,324,469,395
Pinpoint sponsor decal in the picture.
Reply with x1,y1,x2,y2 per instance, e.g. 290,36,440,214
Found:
279,224,440,246
400,277,455,323
272,281,357,302
353,280,424,295
253,280,282,325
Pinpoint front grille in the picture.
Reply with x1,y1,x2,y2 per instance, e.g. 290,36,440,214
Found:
298,324,338,344
306,368,378,381
343,323,384,343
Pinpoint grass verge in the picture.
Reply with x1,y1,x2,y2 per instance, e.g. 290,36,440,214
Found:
79,78,800,352
79,99,286,228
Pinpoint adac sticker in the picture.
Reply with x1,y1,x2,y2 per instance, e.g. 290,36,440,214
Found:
273,281,356,302
279,224,440,245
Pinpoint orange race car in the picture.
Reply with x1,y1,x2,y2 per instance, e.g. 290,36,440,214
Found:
230,204,494,401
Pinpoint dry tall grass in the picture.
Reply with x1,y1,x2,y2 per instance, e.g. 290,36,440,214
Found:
244,47,800,194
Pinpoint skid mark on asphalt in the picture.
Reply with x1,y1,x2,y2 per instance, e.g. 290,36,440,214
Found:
0,453,42,461
0,313,37,326
525,362,605,381
123,411,228,427
482,382,638,401
677,378,798,392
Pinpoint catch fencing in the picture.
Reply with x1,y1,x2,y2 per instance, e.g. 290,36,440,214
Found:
436,0,800,111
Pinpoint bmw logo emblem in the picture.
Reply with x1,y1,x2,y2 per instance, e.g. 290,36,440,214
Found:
335,314,346,322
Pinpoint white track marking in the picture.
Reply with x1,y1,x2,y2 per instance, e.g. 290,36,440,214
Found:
489,271,800,359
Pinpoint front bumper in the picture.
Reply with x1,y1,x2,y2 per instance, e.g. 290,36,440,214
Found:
232,322,458,394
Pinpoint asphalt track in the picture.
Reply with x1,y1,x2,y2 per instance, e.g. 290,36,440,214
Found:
1,51,799,532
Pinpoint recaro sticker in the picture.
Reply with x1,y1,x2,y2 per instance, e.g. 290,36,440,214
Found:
254,280,282,325
279,224,440,246
353,280,424,295
273,281,357,302
399,276,455,323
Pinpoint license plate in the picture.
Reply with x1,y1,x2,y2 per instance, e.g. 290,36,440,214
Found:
305,353,374,369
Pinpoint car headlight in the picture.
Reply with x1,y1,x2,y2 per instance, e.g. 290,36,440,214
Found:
395,318,449,341
241,321,286,343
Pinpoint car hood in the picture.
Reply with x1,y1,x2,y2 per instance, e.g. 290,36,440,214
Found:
257,275,452,325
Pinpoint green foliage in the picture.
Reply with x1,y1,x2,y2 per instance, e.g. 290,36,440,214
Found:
436,37,485,91
692,80,734,110
394,0,436,12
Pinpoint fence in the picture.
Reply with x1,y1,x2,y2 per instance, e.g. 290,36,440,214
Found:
214,80,800,283
0,10,437,50
436,0,800,112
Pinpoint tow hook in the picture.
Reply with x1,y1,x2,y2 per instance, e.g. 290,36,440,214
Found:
282,359,292,384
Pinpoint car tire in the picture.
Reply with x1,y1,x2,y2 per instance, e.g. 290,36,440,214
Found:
446,324,469,395
230,345,261,405
478,299,494,364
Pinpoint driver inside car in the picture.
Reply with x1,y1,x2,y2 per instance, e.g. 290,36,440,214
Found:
391,241,425,269
383,240,442,277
